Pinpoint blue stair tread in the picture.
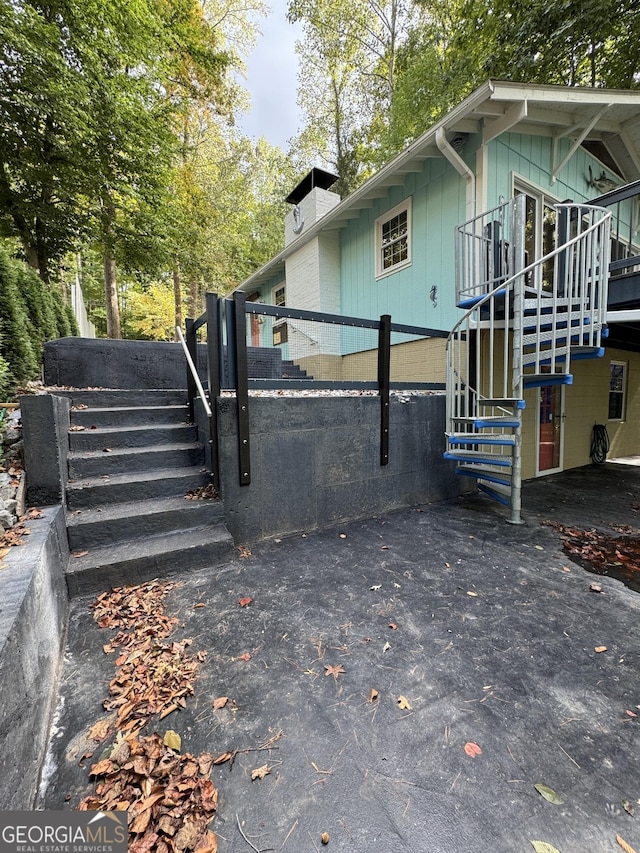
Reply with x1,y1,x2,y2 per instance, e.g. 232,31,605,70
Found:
473,418,520,428
457,288,506,309
444,451,512,467
448,435,516,447
478,483,511,507
522,373,573,388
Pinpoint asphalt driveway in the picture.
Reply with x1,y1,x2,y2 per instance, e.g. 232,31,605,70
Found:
39,463,640,853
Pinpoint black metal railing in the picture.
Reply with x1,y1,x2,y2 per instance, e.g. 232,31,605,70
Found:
184,291,447,489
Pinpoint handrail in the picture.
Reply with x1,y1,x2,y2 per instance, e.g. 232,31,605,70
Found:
176,325,212,418
448,204,612,341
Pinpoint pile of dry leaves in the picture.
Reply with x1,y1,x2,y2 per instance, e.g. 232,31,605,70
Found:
81,580,217,852
80,732,218,853
92,581,206,734
546,521,640,591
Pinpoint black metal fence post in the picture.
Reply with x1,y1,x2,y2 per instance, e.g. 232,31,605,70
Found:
205,292,221,493
378,314,391,465
232,291,251,485
185,317,197,422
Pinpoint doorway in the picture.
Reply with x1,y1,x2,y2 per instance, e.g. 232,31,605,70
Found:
537,384,564,474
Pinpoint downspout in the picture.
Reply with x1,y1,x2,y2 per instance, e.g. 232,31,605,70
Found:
436,126,476,221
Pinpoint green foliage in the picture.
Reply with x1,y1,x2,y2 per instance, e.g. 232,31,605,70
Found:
0,244,79,396
0,248,39,388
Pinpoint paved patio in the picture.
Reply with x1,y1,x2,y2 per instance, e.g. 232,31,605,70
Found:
39,463,640,852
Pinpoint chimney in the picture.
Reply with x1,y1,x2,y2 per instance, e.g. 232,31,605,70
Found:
284,167,340,246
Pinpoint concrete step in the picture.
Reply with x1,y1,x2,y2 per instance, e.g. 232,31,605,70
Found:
68,443,204,479
56,389,188,408
65,523,235,597
68,422,197,451
70,405,190,428
66,495,224,551
66,467,210,509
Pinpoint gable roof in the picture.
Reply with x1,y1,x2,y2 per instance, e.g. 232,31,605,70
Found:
239,79,640,293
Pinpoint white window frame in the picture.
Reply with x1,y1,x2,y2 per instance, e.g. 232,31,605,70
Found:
375,198,412,280
272,283,286,306
608,361,627,421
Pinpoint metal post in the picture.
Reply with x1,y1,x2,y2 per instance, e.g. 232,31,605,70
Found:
185,318,197,422
232,291,251,486
206,292,221,493
378,314,391,465
508,194,526,525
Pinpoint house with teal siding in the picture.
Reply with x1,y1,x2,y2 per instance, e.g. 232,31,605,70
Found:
237,80,640,504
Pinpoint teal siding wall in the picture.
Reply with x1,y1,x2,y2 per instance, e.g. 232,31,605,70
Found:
487,133,618,206
339,151,471,332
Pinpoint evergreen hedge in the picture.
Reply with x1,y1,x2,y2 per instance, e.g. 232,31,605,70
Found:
0,246,78,399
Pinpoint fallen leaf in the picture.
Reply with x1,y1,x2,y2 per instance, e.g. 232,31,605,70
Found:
467,591,478,597
534,545,544,550
589,583,603,593
625,709,637,718
213,752,234,765
339,534,347,539
251,764,271,781
562,565,571,572
534,783,564,805
238,546,252,558
382,641,391,653
88,719,111,742
622,798,635,816
194,602,206,609
159,704,178,720
321,832,330,845
397,695,412,710
617,836,638,853
530,842,561,853
595,645,607,653
388,622,398,630
238,597,252,607
102,447,112,453
464,742,482,758
72,550,89,558
369,688,378,703
324,664,345,680
238,652,251,661
213,697,229,711
163,730,181,752
370,584,382,591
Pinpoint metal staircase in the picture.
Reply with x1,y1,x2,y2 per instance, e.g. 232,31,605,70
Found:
445,195,611,523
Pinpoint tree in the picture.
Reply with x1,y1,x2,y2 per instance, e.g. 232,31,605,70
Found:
288,0,417,192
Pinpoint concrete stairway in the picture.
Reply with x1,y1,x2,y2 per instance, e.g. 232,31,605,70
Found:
61,389,234,597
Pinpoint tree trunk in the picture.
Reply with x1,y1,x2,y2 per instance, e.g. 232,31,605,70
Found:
189,276,198,319
102,194,121,339
104,250,120,339
173,265,182,342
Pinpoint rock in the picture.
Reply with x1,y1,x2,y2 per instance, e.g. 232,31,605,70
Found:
2,426,21,445
3,499,17,515
0,510,14,530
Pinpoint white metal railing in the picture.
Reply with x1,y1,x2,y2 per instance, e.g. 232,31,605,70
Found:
176,325,212,418
447,200,611,426
446,199,611,523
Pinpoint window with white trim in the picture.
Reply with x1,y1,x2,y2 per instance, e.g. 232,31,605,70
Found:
608,361,626,420
272,283,287,345
375,198,412,278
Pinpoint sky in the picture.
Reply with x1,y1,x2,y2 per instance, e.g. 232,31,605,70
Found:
236,0,303,150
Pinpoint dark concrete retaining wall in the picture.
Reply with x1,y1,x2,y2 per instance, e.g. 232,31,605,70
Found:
0,506,69,809
21,394,71,507
44,337,207,390
215,394,460,542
